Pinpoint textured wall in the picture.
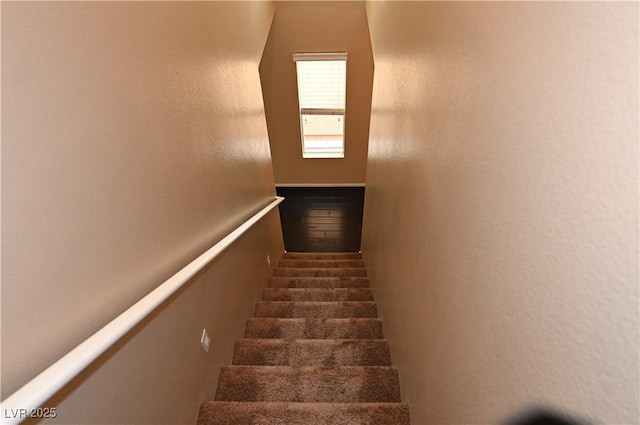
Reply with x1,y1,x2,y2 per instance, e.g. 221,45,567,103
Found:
1,2,282,423
260,1,373,185
363,2,638,424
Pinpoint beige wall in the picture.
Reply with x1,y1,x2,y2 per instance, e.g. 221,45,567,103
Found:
260,1,373,185
2,2,283,423
363,2,638,425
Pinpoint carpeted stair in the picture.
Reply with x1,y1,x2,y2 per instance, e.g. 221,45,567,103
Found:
197,252,411,425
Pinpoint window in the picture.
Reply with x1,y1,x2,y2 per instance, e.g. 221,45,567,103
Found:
293,52,347,158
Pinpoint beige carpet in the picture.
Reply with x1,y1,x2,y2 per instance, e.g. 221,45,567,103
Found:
197,252,411,425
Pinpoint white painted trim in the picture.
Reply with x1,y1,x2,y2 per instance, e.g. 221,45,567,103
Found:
0,196,285,424
275,183,365,188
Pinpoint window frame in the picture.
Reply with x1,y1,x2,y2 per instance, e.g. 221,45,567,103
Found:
293,52,348,159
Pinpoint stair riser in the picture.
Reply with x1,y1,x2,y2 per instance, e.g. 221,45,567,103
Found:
244,318,385,339
278,260,366,268
197,402,411,425
273,268,367,277
254,302,378,318
269,276,370,288
263,288,374,302
215,367,401,403
233,339,391,366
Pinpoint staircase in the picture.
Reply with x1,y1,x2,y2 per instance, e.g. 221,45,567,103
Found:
197,252,411,425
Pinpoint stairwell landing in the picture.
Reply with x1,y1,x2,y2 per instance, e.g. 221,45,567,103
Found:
197,252,411,425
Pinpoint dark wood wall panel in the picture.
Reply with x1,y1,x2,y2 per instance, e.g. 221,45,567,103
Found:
276,187,365,252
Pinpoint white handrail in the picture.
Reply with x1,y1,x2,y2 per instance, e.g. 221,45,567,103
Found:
0,196,285,424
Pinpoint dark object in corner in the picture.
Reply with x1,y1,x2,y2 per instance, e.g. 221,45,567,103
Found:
504,409,586,425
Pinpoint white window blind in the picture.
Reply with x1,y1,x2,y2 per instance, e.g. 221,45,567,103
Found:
294,52,347,158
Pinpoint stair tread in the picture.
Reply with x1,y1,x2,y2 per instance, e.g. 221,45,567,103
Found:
233,339,391,366
244,318,385,339
198,402,410,425
283,252,363,259
215,366,401,403
220,365,397,370
273,268,368,277
254,301,378,318
256,300,377,305
279,259,366,268
262,288,373,301
236,338,388,343
269,276,370,288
